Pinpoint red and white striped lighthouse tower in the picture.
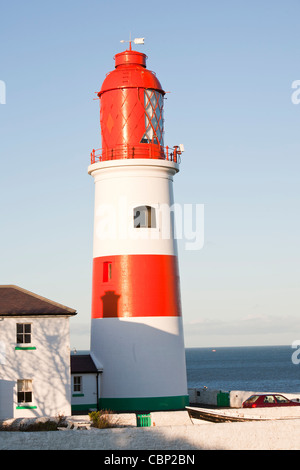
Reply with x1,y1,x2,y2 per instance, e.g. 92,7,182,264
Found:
88,41,188,412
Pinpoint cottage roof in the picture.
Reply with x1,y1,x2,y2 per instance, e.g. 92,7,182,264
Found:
71,354,102,374
0,285,77,316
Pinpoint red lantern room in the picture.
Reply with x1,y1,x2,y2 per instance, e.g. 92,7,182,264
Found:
91,42,181,163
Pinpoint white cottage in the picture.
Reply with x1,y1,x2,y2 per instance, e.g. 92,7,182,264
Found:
70,352,103,414
0,285,77,420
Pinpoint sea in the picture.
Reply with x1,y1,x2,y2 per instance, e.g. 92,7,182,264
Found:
185,345,300,393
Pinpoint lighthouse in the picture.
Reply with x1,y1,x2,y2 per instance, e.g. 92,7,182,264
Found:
88,41,188,412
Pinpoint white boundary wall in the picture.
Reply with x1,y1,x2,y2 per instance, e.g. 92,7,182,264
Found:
189,388,300,408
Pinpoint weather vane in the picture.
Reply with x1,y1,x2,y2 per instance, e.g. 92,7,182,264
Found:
120,34,144,50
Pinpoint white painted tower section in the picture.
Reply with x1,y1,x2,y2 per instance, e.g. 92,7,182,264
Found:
89,159,179,257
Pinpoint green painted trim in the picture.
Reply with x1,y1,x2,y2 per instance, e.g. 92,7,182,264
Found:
16,405,37,410
15,346,36,350
72,393,84,397
71,403,97,411
99,395,189,412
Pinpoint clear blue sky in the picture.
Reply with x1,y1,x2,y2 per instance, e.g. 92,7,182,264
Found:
1,0,300,349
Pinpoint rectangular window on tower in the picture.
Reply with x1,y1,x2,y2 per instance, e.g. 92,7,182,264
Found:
103,262,112,282
133,206,156,228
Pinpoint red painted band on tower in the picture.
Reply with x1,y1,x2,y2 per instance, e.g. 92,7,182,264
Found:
91,254,182,318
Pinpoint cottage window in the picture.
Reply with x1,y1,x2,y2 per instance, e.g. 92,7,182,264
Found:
17,379,33,403
16,323,31,344
73,376,82,393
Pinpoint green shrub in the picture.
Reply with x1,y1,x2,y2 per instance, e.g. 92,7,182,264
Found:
88,410,116,429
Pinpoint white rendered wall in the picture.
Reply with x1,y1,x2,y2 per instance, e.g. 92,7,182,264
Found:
88,159,180,258
91,317,187,399
71,373,98,411
0,316,72,419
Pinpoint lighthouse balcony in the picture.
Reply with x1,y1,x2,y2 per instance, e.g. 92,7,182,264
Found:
90,144,182,165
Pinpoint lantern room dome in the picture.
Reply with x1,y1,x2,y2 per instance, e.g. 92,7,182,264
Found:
98,49,165,97
114,50,147,68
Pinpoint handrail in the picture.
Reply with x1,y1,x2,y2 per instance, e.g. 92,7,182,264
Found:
90,144,181,164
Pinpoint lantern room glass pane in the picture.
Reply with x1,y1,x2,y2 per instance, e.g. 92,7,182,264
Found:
141,89,164,146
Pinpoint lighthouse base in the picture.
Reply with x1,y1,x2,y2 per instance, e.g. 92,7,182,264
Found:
99,395,189,413
90,317,188,412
